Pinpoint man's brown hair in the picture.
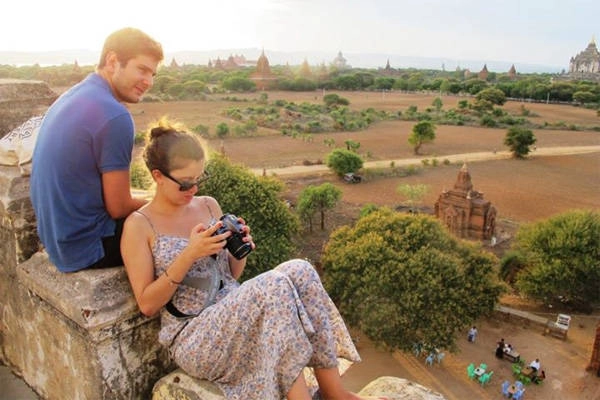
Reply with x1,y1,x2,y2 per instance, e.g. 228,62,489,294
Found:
97,27,163,69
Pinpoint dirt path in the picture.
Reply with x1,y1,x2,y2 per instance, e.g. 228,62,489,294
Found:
252,145,600,177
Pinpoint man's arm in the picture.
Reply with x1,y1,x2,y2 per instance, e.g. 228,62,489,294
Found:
102,170,147,218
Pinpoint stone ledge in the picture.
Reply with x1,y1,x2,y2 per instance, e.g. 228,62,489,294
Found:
151,370,447,400
152,359,354,400
359,376,447,399
17,251,140,335
0,79,57,136
495,305,549,330
2,251,173,399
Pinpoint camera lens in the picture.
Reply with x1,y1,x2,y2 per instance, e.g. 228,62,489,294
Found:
226,233,253,260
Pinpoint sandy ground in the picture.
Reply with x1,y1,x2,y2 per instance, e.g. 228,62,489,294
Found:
342,311,600,400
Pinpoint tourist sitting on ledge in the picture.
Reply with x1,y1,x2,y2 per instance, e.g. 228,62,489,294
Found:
120,118,386,400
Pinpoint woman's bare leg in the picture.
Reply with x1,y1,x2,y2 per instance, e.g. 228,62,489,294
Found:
313,367,360,400
287,372,312,400
314,367,388,400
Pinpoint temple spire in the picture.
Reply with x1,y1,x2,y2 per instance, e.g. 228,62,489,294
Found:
454,163,473,193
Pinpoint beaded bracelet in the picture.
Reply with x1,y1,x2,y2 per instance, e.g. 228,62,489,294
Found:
164,269,182,286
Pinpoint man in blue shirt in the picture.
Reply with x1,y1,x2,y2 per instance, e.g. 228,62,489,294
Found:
31,27,163,272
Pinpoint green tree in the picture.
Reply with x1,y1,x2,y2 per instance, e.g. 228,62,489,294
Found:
440,79,462,94
199,155,299,280
408,120,436,155
504,127,536,158
297,183,342,231
374,77,395,90
572,90,597,104
222,76,256,92
513,210,600,312
167,83,185,98
476,88,507,105
322,209,503,352
326,148,364,176
396,184,429,212
182,80,207,99
333,75,361,90
462,79,487,95
150,74,176,95
278,77,317,91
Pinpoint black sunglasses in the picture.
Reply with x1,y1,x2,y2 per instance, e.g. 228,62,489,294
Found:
160,170,210,191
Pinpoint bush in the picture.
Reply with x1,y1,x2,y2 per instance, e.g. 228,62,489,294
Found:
134,131,145,145
193,124,209,135
480,115,497,127
215,122,229,138
476,87,507,105
323,93,350,107
326,148,364,176
222,76,256,92
130,160,153,190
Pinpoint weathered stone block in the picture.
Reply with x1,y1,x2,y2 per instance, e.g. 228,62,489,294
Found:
358,376,446,399
151,368,447,400
0,79,56,136
2,252,173,399
0,79,57,137
151,359,354,400
0,165,40,275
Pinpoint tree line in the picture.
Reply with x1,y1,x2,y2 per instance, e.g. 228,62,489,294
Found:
1,62,599,106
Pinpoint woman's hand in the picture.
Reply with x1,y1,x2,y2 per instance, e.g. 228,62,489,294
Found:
187,221,231,259
237,216,256,251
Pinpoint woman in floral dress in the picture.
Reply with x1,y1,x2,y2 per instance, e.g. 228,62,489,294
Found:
121,118,379,400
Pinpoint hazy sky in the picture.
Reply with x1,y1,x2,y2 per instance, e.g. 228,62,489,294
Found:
1,0,597,68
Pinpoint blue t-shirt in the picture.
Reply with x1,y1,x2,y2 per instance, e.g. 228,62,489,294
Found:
31,73,134,272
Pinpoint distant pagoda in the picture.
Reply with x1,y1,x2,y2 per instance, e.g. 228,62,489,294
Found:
478,64,489,80
508,64,517,79
250,50,277,90
569,37,600,74
332,51,350,70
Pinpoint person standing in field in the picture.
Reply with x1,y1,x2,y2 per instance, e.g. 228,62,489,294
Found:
468,326,478,342
31,27,163,272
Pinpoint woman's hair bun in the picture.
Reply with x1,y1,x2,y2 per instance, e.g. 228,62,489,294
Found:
149,125,173,140
147,116,184,141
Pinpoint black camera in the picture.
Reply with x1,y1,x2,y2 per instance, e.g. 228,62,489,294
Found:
213,213,253,260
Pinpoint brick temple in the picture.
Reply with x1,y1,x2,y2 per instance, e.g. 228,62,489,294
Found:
435,164,496,240
250,50,277,90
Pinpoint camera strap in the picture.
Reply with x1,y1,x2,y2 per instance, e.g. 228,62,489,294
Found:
165,263,223,319
165,198,227,319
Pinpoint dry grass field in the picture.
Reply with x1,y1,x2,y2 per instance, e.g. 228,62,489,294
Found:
128,90,600,225
128,91,600,399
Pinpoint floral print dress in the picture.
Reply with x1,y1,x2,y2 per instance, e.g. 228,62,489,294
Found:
147,224,360,399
